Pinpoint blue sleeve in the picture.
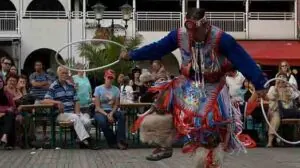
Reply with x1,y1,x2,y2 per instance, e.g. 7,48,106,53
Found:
93,86,100,97
129,30,178,61
219,33,267,90
44,85,55,100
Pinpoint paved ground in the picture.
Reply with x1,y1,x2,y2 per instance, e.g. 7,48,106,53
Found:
0,148,300,168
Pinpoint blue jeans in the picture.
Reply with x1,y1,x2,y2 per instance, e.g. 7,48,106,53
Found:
94,110,126,145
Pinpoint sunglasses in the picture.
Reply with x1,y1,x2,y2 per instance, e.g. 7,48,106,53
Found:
3,62,11,65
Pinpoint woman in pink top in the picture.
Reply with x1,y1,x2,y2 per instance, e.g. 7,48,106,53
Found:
0,76,16,149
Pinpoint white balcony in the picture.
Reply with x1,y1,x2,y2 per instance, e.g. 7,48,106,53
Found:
0,11,296,40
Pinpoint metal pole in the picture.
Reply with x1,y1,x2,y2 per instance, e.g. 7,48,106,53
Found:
295,0,298,39
68,0,72,66
132,0,136,37
82,0,87,68
245,0,249,39
182,0,186,27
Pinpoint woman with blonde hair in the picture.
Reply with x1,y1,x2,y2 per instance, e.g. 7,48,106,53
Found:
266,72,297,147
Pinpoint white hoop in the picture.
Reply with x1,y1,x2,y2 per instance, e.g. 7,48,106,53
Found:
55,39,126,72
260,77,300,145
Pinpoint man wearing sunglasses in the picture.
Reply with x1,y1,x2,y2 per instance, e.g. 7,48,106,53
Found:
120,8,267,165
1,57,12,80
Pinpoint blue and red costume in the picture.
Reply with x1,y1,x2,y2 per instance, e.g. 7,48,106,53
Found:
130,25,267,157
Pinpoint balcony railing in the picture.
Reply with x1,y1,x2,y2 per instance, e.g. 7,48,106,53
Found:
23,11,67,19
206,12,245,32
0,11,18,32
0,11,296,33
136,12,181,32
249,12,294,20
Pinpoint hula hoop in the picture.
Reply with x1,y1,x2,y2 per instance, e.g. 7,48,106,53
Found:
55,39,126,72
260,77,300,145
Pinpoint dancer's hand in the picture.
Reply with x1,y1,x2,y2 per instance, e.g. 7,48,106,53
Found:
120,50,130,60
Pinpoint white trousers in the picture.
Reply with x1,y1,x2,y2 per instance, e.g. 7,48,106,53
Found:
57,113,91,141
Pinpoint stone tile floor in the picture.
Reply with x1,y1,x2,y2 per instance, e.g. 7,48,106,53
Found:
0,148,300,168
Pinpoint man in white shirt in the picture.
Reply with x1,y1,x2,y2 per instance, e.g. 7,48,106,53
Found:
225,70,246,103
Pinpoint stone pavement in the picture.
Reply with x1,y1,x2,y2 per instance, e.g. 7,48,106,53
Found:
0,148,300,168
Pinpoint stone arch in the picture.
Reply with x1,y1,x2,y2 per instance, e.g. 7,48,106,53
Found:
23,48,63,76
0,0,16,11
25,0,65,11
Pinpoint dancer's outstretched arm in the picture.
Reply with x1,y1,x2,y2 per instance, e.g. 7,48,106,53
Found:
128,30,178,61
219,33,267,90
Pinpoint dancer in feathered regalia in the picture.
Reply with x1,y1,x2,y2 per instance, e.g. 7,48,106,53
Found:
120,8,267,167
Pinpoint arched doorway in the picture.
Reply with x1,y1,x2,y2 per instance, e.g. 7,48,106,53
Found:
23,48,63,76
26,0,65,11
0,0,16,11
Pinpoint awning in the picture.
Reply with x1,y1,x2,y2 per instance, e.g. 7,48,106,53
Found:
238,41,300,66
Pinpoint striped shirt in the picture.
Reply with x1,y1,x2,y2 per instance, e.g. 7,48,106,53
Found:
44,80,78,113
29,72,51,100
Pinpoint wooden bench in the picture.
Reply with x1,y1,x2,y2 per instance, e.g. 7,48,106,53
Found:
281,119,300,125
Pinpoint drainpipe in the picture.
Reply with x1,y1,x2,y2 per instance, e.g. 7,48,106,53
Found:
245,0,249,39
67,0,72,65
83,0,86,65
295,0,298,39
132,0,136,37
18,0,22,71
196,0,200,8
182,0,186,27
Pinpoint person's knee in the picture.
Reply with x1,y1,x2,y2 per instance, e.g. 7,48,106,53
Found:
82,117,92,126
94,114,108,127
115,111,125,121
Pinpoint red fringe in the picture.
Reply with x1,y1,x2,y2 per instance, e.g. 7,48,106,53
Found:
246,100,259,116
131,114,148,133
206,150,214,168
238,134,257,148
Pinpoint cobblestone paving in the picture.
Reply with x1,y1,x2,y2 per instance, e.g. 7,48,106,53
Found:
0,148,300,168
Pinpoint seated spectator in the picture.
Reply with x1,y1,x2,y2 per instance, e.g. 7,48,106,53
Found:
42,66,92,148
0,76,16,150
1,57,12,81
117,73,125,89
120,76,134,104
225,69,245,103
72,64,92,117
130,67,142,102
151,60,168,80
266,72,298,147
9,66,17,75
94,69,127,150
139,69,155,103
17,75,28,97
4,74,21,101
277,61,298,89
29,61,51,102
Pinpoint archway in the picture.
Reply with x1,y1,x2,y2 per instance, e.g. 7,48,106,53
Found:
0,0,16,11
23,48,63,76
26,0,65,11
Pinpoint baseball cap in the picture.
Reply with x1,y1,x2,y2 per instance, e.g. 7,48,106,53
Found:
105,69,115,79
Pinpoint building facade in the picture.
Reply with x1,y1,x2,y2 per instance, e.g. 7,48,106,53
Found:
0,0,298,74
